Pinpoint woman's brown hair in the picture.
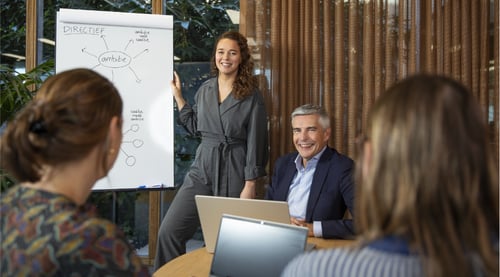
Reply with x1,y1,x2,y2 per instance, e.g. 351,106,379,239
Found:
0,68,123,182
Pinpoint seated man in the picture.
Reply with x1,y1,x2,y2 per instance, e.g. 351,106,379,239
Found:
265,104,355,239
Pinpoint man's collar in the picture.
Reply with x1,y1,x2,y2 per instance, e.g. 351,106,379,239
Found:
294,146,328,170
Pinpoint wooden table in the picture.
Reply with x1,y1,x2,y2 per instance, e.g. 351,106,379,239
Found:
153,237,355,277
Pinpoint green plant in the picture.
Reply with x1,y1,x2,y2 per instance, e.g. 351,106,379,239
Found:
0,60,55,192
0,60,55,125
166,0,239,61
0,62,55,187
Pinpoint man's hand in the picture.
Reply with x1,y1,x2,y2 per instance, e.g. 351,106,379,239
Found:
290,217,314,236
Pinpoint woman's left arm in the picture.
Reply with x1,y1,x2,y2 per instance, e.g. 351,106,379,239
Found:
241,90,269,198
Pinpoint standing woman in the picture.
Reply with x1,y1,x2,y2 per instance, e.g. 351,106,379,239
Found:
0,68,150,276
154,31,269,268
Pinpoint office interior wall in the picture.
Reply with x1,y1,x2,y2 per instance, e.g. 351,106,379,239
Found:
240,0,499,170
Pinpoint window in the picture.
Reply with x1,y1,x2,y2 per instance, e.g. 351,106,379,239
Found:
1,0,239,265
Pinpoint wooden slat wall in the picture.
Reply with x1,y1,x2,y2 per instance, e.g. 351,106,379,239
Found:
239,0,499,172
149,0,499,263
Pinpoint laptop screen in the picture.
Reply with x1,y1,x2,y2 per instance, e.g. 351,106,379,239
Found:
210,214,308,277
195,195,291,253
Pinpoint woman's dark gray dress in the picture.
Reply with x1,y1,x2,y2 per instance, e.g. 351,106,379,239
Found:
154,77,269,269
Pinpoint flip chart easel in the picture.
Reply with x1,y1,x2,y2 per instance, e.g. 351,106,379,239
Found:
56,8,174,190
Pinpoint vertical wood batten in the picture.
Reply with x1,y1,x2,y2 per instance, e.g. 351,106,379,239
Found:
460,0,472,90
374,0,385,98
397,0,406,80
26,0,37,73
296,1,304,107
279,0,288,154
471,0,480,96
479,0,489,121
362,1,375,131
323,0,333,143
270,0,281,164
303,0,311,105
451,0,461,80
495,0,499,163
334,0,345,153
347,0,359,157
279,0,292,153
386,0,396,87
311,0,321,105
408,0,417,74
286,0,296,151
422,0,433,73
443,0,452,74
436,0,444,73
147,0,163,265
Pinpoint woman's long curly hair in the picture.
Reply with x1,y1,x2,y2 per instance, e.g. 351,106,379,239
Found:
210,31,257,99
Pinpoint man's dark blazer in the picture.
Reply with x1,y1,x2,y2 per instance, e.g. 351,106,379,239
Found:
265,146,355,239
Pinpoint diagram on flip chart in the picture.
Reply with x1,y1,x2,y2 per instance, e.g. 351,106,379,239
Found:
56,9,174,190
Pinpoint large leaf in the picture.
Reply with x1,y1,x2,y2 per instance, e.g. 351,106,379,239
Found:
0,59,55,125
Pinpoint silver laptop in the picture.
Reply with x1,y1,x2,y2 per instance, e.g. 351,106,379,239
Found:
209,214,308,277
195,195,291,253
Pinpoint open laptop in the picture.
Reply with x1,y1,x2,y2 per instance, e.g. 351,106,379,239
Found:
195,195,291,253
209,214,308,277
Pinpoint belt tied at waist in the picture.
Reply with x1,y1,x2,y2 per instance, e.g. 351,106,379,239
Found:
201,134,246,146
201,134,246,196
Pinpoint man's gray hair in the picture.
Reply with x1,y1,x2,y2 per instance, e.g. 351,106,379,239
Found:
291,104,331,129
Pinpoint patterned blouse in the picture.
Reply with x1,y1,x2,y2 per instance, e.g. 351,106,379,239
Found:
1,186,150,276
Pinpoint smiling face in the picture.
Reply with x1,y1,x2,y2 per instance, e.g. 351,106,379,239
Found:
215,38,242,77
292,114,331,164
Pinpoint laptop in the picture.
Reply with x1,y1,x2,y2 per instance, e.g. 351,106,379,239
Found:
209,214,308,277
195,195,291,253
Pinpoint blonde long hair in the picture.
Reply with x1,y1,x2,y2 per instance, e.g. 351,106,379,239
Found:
356,74,499,276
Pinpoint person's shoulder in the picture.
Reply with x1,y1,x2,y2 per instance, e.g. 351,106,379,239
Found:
273,152,298,171
249,85,264,99
81,217,122,236
198,77,217,90
283,246,422,277
0,185,22,203
281,248,353,277
276,152,298,163
324,147,354,165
